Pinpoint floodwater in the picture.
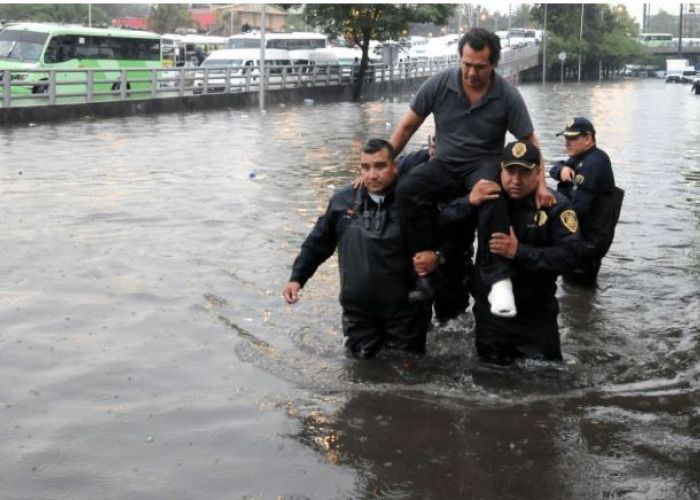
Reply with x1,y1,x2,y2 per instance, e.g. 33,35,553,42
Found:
1,79,699,499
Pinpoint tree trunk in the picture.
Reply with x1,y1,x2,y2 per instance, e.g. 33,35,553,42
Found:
352,34,371,102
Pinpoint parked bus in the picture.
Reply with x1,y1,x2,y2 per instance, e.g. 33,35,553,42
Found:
226,32,327,51
161,34,227,67
0,23,161,95
637,33,674,46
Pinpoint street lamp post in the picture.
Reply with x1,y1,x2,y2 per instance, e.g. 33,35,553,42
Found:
259,3,266,112
542,4,547,84
578,4,584,83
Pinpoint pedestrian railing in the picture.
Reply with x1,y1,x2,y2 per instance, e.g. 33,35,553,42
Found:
0,46,540,108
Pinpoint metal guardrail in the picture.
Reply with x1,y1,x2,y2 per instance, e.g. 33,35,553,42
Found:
0,58,458,108
0,46,541,108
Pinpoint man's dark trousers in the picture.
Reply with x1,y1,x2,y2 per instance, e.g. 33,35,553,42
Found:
396,156,511,287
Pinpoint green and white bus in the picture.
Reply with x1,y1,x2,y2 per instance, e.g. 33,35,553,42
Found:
0,23,161,96
637,33,674,47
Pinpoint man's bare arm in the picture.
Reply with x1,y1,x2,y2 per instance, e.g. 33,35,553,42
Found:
390,109,425,156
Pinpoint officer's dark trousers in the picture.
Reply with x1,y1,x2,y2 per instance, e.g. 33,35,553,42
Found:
563,256,602,287
564,239,604,287
396,156,511,287
342,303,431,358
473,300,563,364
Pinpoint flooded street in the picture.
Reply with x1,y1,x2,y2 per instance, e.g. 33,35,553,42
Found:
1,78,699,499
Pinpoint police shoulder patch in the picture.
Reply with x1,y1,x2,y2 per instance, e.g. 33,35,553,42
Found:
534,210,548,226
560,209,579,233
574,173,585,185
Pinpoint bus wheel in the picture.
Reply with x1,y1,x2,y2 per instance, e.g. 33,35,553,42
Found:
111,82,131,91
32,81,49,94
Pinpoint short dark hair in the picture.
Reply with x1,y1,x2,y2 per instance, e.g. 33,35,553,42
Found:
362,138,395,160
457,28,501,66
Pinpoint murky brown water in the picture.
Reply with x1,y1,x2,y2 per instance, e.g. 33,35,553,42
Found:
1,79,699,499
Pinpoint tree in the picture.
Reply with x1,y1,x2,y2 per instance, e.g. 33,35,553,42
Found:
0,4,150,27
147,4,193,34
303,4,455,101
533,4,642,81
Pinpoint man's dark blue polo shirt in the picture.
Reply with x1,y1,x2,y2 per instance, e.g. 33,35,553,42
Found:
410,67,534,167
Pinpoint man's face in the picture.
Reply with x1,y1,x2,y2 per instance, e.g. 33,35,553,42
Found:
360,148,397,194
564,133,594,157
460,44,495,90
500,165,540,200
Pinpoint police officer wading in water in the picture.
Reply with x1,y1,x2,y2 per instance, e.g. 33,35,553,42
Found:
283,139,432,358
390,28,555,319
440,141,580,363
550,117,624,286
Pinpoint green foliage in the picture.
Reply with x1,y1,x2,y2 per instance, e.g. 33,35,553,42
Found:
534,4,643,80
0,4,150,27
148,4,193,34
303,4,455,100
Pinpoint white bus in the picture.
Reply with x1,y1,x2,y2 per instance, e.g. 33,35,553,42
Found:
226,32,327,51
637,33,673,47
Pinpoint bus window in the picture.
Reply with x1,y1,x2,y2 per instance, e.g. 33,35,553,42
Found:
227,38,260,49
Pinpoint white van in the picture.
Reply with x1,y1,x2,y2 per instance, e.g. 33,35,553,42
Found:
194,48,294,93
289,48,341,84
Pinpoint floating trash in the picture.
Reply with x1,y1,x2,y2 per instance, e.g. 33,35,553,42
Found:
328,184,336,190
304,98,314,106
248,170,257,179
385,122,391,128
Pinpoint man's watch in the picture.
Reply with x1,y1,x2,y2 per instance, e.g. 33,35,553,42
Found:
434,250,446,265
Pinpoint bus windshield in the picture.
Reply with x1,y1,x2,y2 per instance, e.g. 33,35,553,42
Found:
0,30,48,62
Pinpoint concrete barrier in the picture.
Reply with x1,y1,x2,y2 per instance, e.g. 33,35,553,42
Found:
0,77,428,126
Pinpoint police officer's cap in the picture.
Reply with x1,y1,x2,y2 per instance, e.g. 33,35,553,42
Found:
556,116,595,137
502,140,540,170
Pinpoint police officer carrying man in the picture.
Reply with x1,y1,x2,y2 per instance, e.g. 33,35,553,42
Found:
550,117,624,286
283,139,432,358
440,140,580,363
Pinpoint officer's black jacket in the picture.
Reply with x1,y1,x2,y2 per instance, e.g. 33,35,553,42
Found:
289,184,414,317
439,189,580,314
550,146,619,256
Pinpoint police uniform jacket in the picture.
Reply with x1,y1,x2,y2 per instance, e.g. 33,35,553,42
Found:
289,184,414,317
550,146,617,257
439,190,580,316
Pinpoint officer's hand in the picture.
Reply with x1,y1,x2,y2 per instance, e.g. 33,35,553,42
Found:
413,250,438,276
536,182,556,209
468,179,501,206
351,174,363,190
560,166,575,182
283,282,302,304
489,226,518,259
